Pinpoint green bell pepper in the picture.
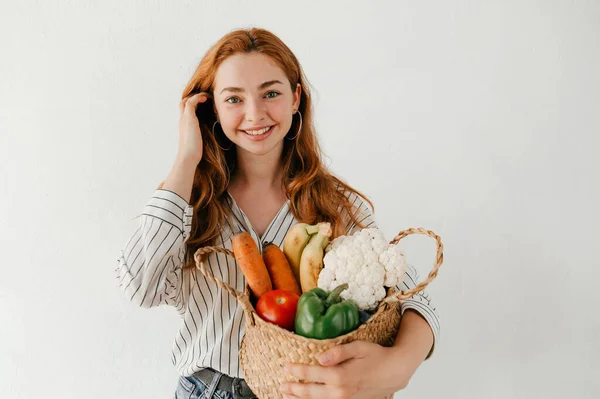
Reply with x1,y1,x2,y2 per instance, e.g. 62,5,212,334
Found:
294,283,360,339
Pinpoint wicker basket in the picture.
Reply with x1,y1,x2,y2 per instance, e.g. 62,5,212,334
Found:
193,227,444,399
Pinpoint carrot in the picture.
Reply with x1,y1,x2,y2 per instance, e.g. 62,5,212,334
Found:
262,243,302,296
231,232,272,299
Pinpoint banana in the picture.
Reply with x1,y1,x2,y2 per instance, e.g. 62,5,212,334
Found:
299,222,332,293
283,223,319,283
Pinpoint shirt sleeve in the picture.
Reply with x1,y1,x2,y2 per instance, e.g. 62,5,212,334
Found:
344,192,440,358
396,264,440,359
115,189,193,310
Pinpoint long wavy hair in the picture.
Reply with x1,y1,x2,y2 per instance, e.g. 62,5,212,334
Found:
162,28,373,268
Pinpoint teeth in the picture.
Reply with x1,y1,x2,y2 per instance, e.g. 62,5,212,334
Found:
245,126,271,135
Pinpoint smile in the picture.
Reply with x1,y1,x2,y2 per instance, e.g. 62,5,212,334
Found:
243,126,274,136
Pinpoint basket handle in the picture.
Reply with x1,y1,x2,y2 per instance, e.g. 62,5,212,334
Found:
193,246,255,316
384,227,444,303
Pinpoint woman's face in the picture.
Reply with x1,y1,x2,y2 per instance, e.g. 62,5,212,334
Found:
213,52,301,156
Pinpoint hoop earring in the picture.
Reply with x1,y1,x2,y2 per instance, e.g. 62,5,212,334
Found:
286,111,302,141
212,121,233,151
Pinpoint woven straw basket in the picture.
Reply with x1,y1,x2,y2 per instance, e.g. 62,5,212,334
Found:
193,227,444,399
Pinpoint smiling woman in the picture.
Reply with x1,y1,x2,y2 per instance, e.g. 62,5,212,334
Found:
116,27,439,399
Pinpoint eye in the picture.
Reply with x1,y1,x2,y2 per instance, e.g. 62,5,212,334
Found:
226,96,241,104
265,91,280,99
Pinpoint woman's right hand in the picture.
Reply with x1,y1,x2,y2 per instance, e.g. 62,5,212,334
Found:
177,92,211,165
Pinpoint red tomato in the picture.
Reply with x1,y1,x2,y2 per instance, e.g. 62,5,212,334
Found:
255,289,300,331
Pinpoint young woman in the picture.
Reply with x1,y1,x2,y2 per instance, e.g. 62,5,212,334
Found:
117,27,440,399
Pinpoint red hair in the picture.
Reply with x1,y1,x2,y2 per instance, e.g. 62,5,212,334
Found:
161,27,373,268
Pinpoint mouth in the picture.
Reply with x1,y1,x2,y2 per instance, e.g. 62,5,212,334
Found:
241,125,275,140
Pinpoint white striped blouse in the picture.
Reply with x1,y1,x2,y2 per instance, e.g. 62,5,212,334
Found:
116,189,440,378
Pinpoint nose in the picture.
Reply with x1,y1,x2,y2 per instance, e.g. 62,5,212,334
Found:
245,98,266,123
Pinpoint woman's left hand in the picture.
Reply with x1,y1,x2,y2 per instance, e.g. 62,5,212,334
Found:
279,340,416,399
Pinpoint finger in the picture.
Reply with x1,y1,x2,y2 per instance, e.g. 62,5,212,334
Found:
318,341,366,366
285,363,342,385
179,97,187,114
181,92,211,114
280,381,343,399
186,92,211,107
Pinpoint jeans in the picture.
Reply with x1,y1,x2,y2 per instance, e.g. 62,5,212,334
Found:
174,373,234,399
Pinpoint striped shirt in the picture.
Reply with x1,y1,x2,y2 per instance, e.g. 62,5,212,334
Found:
116,189,440,378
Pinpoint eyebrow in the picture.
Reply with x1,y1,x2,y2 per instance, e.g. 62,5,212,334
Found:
219,80,284,95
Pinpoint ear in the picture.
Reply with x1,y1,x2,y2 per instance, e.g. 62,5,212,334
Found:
212,105,218,121
293,83,302,112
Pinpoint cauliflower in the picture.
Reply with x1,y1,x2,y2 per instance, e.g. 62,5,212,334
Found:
317,228,407,310
379,244,406,287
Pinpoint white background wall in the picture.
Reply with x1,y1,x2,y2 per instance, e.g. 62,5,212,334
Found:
1,1,599,398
